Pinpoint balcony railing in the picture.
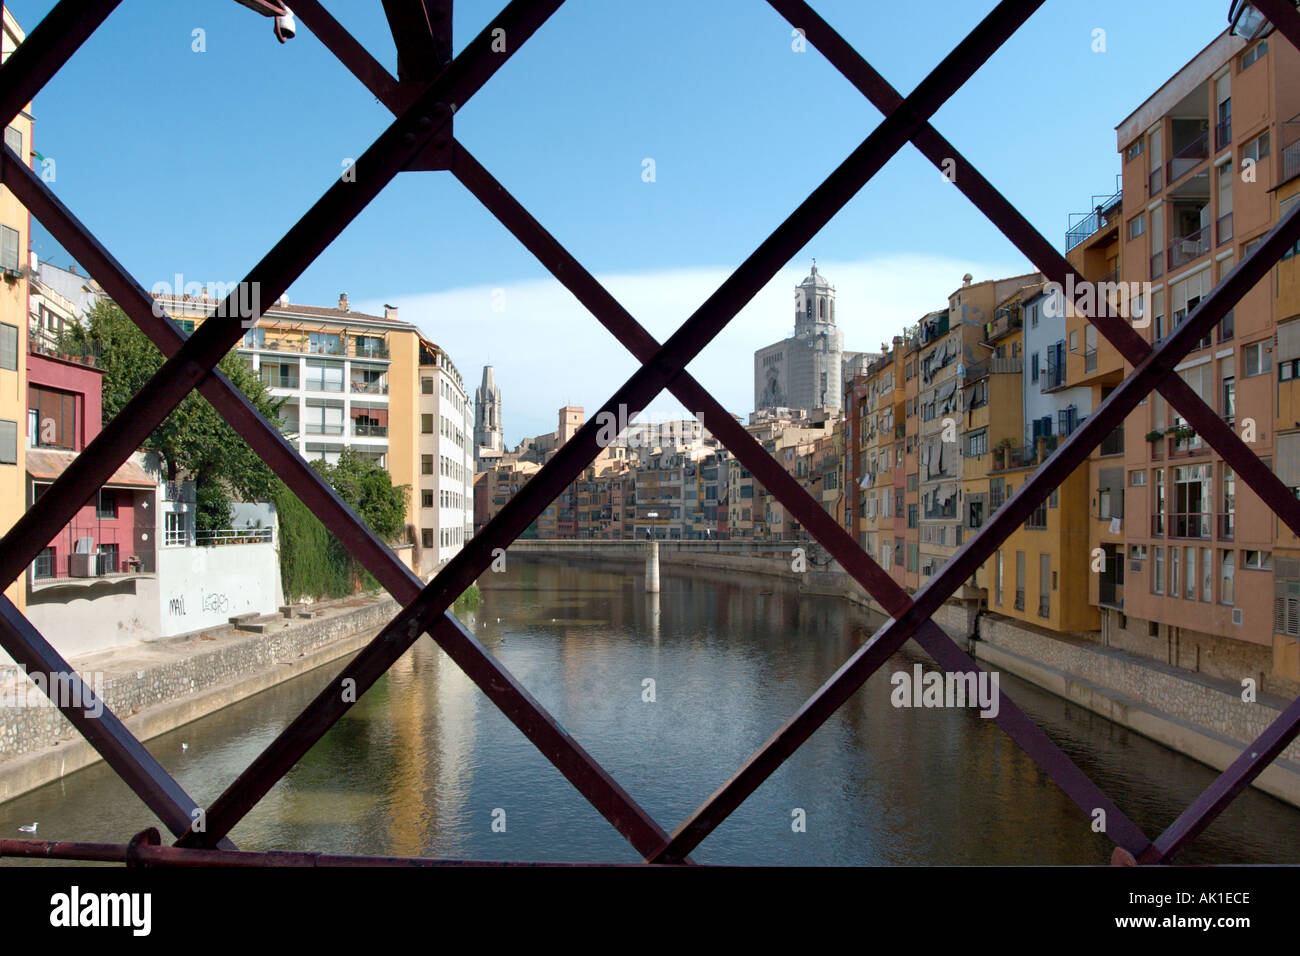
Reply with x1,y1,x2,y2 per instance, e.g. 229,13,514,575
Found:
1099,426,1124,457
1170,511,1211,539
195,528,274,547
1283,113,1300,183
1064,186,1122,250
261,373,299,390
1149,167,1163,198
1014,588,1025,612
1167,225,1210,271
350,380,389,394
163,479,196,503
353,423,388,438
28,338,101,368
1038,597,1050,619
1166,130,1209,184
1218,512,1235,540
352,342,390,359
1084,346,1098,373
1150,251,1164,279
305,423,345,436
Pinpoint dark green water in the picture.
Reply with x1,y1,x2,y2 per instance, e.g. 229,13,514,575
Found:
4,558,1300,864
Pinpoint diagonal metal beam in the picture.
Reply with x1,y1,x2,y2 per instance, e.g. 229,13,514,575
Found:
180,0,1047,853
0,0,122,127
451,143,1154,858
767,0,1300,547
0,599,234,847
0,0,563,594
0,8,677,861
647,200,1300,862
293,0,401,110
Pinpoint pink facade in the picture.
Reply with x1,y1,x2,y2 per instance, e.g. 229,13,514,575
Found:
26,352,155,581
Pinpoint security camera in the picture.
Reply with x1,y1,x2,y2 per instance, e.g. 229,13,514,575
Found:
274,8,296,42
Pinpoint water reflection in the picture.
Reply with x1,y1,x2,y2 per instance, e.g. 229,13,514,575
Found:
4,558,1300,865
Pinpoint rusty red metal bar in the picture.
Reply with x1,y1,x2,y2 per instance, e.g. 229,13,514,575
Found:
0,0,121,127
648,200,1300,863
181,0,1046,853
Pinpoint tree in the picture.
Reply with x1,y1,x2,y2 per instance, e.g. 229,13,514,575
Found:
65,300,284,532
311,447,409,542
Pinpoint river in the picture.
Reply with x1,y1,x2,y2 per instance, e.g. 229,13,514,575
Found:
4,558,1299,865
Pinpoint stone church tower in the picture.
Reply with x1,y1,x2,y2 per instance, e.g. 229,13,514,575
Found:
754,261,845,415
474,365,503,472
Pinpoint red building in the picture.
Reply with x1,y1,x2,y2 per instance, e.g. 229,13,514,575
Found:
26,346,155,584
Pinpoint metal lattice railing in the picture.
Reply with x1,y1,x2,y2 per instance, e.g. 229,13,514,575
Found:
2,0,1300,867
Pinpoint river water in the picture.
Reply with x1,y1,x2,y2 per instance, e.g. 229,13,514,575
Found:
4,558,1299,865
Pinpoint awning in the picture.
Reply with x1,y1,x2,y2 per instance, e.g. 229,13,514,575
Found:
27,449,157,488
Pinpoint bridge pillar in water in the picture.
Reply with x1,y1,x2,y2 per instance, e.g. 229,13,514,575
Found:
645,541,660,593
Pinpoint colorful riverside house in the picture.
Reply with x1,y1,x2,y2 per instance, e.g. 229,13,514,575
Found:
1072,25,1300,691
971,282,1099,634
0,7,31,615
1269,141,1300,690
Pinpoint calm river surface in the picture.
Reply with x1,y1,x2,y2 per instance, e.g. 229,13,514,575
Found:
4,558,1300,865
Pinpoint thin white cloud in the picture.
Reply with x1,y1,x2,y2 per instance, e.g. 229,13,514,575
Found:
358,253,1030,447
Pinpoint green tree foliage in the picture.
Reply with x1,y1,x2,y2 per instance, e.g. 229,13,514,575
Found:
274,450,409,601
66,300,284,532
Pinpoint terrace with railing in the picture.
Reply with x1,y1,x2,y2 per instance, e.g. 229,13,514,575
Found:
1283,111,1300,184
1064,182,1122,251
1166,129,1209,184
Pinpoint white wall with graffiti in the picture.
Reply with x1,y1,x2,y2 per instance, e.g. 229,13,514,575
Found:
156,540,283,638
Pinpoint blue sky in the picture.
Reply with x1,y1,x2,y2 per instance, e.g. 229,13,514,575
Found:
9,0,1234,445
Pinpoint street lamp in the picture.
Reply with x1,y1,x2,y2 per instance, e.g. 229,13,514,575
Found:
647,511,659,540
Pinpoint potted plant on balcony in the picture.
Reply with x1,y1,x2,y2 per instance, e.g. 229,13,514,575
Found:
992,437,1012,469
1145,430,1164,444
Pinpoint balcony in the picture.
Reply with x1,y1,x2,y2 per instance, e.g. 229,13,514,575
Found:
987,306,1023,341
353,422,388,438
1167,225,1210,271
1283,112,1300,183
195,528,274,547
1084,346,1098,374
305,423,345,436
1216,212,1233,246
352,341,390,359
1099,426,1124,457
1170,511,1210,539
1064,186,1122,250
163,479,196,503
1149,167,1163,198
28,338,101,368
350,379,389,394
1166,130,1209,185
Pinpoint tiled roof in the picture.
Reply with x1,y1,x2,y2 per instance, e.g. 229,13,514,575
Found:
27,449,156,488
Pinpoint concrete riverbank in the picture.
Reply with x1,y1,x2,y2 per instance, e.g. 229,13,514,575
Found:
509,539,1300,808
0,592,399,806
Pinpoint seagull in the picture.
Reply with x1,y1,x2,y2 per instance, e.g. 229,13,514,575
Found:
18,822,37,834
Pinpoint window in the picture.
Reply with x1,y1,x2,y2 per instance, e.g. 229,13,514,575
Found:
0,418,15,464
1244,340,1271,377
1202,547,1213,602
995,550,1003,605
3,125,20,157
34,546,55,580
0,225,18,272
29,386,77,449
1025,499,1047,530
1244,550,1272,570
1130,471,1147,487
422,490,434,508
1069,330,1078,352
966,430,987,457
1240,38,1267,69
164,511,187,547
422,377,434,394
1242,131,1270,164
1128,214,1145,240
1171,546,1181,598
0,322,15,370
1126,140,1144,162
1030,352,1039,383
1153,545,1165,595
421,455,434,475
421,414,434,434
1220,550,1234,605
422,529,434,549
1184,547,1196,600
96,489,117,519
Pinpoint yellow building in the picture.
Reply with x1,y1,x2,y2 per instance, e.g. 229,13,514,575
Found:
0,8,31,613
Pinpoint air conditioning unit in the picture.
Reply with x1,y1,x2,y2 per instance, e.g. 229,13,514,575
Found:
68,552,100,577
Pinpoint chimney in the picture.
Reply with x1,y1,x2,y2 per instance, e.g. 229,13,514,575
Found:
338,292,350,312
384,303,398,322
962,273,973,287
68,264,76,275
278,294,289,307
